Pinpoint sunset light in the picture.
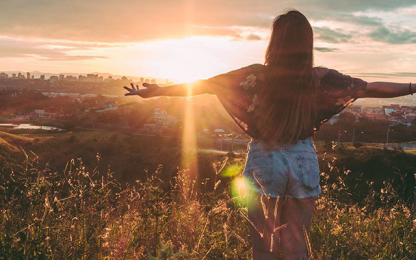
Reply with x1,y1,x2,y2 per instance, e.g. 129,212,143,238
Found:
1,1,416,258
181,83,198,181
149,37,227,83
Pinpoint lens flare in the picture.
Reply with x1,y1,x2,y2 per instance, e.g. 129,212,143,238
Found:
221,164,244,178
181,83,199,184
231,176,250,207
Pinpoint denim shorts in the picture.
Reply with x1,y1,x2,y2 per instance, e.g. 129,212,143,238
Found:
243,138,321,198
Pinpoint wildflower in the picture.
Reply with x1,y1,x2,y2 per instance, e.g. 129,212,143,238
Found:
331,224,342,235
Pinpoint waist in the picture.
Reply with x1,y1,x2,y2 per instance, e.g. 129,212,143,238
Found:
248,138,316,154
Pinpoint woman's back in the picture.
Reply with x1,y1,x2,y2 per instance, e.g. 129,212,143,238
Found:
210,64,367,142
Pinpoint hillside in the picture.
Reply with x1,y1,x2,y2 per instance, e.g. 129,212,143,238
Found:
1,130,415,203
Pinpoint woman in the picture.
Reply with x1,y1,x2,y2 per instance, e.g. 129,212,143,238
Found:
124,10,414,260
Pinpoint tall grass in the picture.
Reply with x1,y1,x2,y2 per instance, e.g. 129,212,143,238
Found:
1,152,415,259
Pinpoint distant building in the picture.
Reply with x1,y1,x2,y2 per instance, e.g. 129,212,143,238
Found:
151,79,157,84
104,76,113,83
383,105,400,117
402,106,416,113
33,109,46,118
27,72,30,80
390,104,401,110
50,76,59,84
65,75,77,81
86,74,97,82
104,101,116,109
40,75,45,80
363,107,383,115
143,123,157,133
12,73,16,78
145,79,150,83
59,74,65,81
349,105,361,113
328,114,339,125
153,108,177,127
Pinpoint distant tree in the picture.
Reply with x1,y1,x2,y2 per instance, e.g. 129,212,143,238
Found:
68,135,76,143
337,112,356,125
64,121,76,132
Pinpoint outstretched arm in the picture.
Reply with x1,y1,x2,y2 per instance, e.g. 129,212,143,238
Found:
124,80,215,98
124,64,262,98
358,82,415,98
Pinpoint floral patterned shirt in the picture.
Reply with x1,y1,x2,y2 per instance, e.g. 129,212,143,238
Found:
207,64,367,139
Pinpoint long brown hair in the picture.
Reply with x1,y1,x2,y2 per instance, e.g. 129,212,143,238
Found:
255,10,316,144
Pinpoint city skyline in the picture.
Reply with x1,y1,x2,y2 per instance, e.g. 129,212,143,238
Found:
0,70,170,85
0,1,415,83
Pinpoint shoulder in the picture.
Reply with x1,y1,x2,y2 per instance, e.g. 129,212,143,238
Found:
313,66,330,80
315,67,367,89
223,63,265,77
208,64,265,86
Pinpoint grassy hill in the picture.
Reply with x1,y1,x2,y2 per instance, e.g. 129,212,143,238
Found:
1,130,416,199
1,141,415,259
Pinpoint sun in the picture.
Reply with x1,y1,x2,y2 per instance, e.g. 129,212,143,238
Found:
151,37,227,83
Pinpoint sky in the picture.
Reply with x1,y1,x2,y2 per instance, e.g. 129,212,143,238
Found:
0,0,415,83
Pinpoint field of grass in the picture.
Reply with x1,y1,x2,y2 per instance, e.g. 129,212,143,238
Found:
1,154,415,258
1,131,416,259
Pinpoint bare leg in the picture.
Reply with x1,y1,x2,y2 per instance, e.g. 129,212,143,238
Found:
279,197,315,260
247,192,316,260
247,192,281,259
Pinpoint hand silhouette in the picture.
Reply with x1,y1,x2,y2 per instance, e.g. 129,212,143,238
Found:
123,83,160,98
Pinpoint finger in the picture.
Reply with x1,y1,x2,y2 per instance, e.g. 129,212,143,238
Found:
142,82,149,88
124,86,132,92
136,85,140,91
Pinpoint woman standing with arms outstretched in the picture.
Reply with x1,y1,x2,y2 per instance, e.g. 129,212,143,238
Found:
124,10,414,260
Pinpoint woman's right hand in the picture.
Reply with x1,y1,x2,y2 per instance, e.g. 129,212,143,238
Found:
124,83,160,98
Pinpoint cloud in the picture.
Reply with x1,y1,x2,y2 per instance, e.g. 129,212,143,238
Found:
355,72,416,78
313,27,353,43
0,0,415,42
0,0,277,42
314,47,338,52
297,0,416,13
191,26,242,38
246,34,262,41
0,37,108,61
368,26,416,44
333,14,383,27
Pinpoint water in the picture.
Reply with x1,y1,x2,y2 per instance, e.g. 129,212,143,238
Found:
0,123,63,131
